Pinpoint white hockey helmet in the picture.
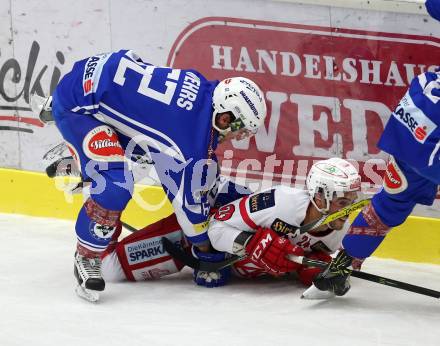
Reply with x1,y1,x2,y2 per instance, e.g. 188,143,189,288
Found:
306,158,361,213
212,77,267,137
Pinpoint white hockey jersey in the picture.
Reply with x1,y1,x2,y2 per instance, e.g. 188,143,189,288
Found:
208,185,347,256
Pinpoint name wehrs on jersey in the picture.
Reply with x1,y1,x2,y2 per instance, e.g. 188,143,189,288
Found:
176,71,201,110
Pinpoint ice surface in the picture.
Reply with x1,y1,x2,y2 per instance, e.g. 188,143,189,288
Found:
0,213,439,346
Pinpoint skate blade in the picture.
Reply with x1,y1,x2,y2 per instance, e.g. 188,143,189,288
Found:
75,284,100,302
301,284,335,300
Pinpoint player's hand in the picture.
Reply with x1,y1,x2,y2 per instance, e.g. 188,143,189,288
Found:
192,247,231,288
313,249,353,296
245,228,304,276
297,251,332,286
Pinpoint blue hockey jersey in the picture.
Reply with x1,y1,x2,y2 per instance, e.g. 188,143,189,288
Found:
378,71,440,184
55,50,219,243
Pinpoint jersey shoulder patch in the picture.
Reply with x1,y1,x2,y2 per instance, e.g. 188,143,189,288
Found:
83,52,112,96
248,189,275,213
391,90,437,144
270,218,297,235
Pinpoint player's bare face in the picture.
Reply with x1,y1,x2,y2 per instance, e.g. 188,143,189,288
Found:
328,191,358,230
215,112,234,130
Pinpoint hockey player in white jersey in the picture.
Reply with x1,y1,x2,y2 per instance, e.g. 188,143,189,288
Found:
99,158,361,288
207,157,360,284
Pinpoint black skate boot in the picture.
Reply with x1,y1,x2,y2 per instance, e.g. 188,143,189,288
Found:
74,251,105,302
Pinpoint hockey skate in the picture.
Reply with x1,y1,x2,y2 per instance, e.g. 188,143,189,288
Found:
74,251,105,302
301,283,336,300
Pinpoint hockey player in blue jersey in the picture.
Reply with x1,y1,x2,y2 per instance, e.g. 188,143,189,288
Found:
33,50,266,301
310,70,440,297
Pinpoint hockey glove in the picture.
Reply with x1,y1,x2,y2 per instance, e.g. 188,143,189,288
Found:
192,247,231,288
245,228,304,276
313,249,353,296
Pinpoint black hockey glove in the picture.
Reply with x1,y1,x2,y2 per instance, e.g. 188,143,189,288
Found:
313,250,353,296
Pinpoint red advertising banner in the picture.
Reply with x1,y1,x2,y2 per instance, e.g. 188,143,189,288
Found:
168,17,440,188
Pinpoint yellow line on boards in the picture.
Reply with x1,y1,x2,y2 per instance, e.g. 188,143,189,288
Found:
0,168,173,229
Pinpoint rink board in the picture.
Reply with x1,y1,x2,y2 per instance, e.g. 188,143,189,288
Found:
1,168,438,265
0,168,173,230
